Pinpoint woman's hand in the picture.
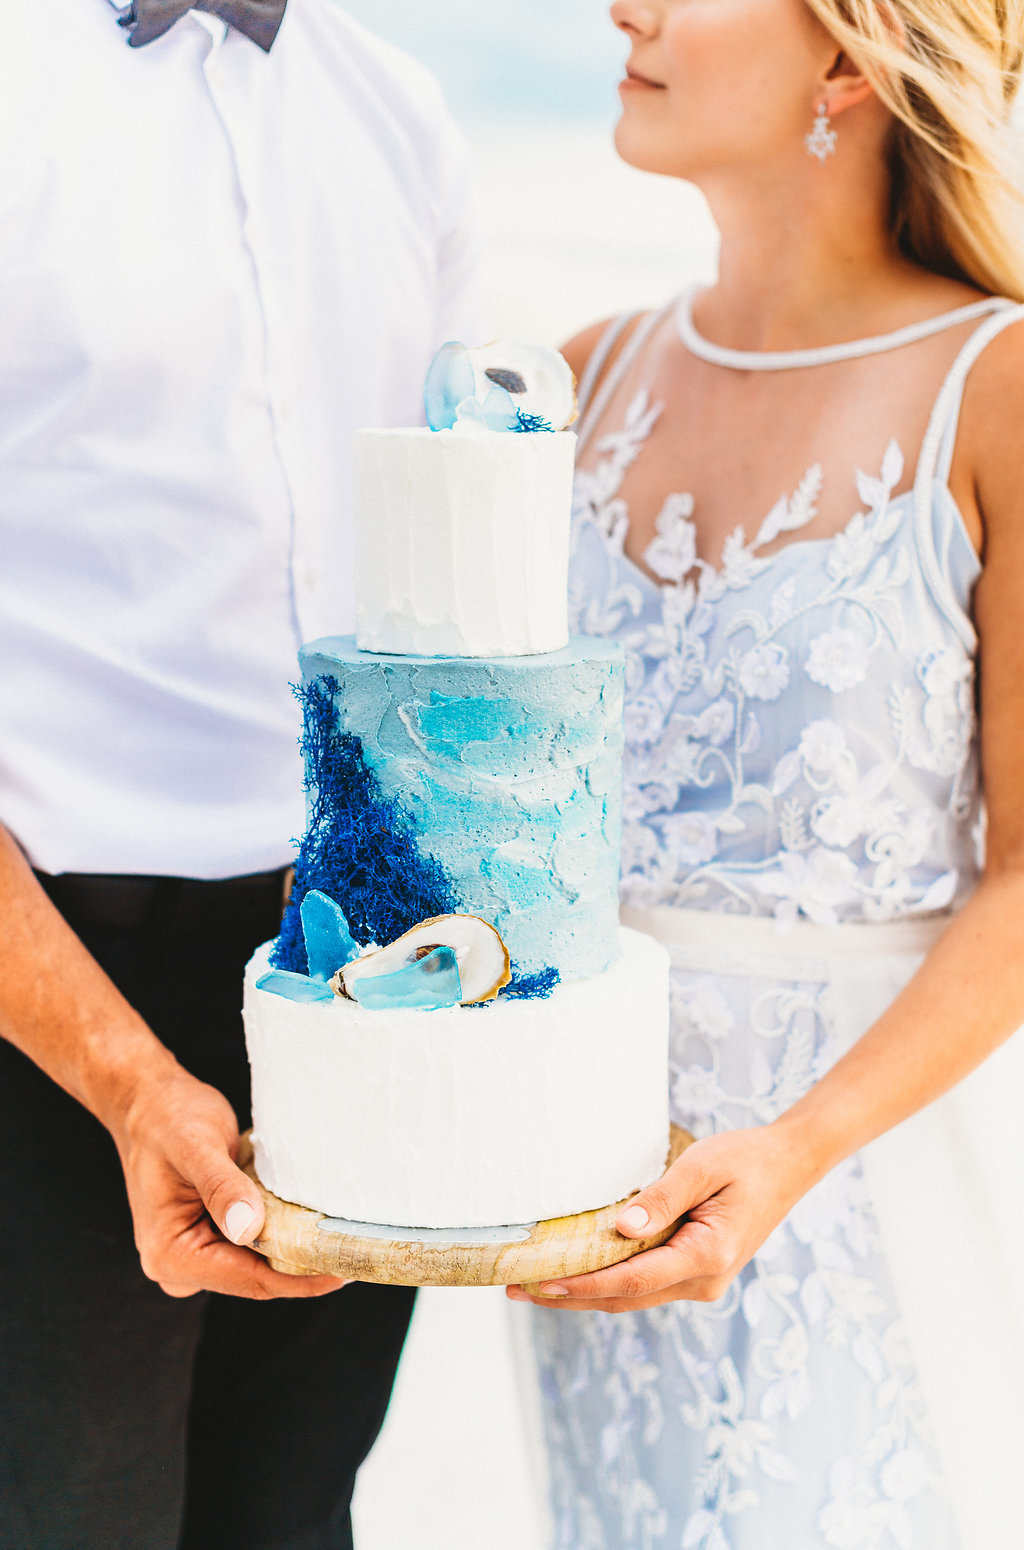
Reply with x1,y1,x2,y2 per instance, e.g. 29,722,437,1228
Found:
506,1122,817,1313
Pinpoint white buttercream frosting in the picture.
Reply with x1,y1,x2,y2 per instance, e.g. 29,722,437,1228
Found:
354,428,575,658
245,926,670,1229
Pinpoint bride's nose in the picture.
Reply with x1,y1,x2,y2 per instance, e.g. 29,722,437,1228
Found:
610,0,661,38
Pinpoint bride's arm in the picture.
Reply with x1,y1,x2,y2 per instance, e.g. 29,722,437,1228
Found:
508,319,1024,1313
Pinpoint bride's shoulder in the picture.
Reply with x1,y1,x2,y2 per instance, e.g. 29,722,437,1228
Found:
560,312,654,402
560,318,620,382
958,305,1024,546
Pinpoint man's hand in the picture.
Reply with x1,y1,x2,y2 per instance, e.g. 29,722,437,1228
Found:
0,829,347,1300
114,1065,348,1299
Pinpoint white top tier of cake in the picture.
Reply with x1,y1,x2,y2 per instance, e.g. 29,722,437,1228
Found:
354,427,576,658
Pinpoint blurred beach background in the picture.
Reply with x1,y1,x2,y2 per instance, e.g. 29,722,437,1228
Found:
338,3,719,1544
344,0,719,345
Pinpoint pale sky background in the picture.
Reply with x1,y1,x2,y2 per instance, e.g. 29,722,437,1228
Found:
339,0,720,344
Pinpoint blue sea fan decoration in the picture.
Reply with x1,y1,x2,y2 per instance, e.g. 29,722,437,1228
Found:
501,965,560,1000
270,675,562,1003
514,408,554,434
272,677,459,976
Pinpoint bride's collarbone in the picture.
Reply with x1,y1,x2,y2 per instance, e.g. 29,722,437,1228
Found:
583,372,940,571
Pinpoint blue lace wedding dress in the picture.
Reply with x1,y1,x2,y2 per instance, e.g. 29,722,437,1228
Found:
521,294,1024,1550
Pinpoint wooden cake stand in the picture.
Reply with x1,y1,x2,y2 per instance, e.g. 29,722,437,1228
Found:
240,1125,695,1289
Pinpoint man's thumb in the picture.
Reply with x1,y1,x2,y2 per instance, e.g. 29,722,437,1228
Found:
198,1158,266,1245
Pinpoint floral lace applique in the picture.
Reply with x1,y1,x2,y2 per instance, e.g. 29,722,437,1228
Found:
531,964,952,1550
570,399,979,926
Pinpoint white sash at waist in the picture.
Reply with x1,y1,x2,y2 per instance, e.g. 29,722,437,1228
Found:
624,898,1024,1550
620,903,950,964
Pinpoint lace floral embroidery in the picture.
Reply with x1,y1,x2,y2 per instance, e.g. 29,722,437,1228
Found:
531,965,951,1550
569,391,980,925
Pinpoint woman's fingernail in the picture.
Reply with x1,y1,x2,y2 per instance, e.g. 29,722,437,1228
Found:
224,1201,257,1243
506,1287,529,1301
618,1204,650,1232
539,1284,569,1298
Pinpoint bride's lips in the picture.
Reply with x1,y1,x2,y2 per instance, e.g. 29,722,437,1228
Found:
620,65,666,93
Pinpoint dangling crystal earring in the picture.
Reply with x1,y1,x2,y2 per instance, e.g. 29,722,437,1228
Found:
805,102,837,163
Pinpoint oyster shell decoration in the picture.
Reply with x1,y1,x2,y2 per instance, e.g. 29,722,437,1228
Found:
424,339,577,434
332,914,511,1008
469,342,577,432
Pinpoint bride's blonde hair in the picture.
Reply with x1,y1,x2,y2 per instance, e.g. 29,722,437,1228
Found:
804,0,1024,298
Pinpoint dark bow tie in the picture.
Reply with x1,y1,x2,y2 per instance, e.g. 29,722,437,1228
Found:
117,0,287,51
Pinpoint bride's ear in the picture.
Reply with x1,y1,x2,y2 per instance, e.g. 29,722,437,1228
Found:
821,2,904,120
820,50,878,118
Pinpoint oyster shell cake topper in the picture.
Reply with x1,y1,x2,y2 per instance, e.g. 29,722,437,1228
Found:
257,891,511,1013
425,340,577,435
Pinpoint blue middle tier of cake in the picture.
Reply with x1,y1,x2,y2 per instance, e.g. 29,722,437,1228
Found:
274,635,624,988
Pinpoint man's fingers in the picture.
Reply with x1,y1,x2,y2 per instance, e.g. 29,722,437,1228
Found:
156,1234,351,1299
171,1133,266,1246
222,1197,261,1245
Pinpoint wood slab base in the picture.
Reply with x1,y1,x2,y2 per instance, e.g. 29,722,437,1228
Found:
240,1125,695,1288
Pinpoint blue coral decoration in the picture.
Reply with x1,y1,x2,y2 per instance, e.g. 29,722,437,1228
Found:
514,408,553,434
271,677,458,977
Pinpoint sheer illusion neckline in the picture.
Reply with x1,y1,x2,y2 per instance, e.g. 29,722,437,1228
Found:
676,288,1009,372
579,389,976,599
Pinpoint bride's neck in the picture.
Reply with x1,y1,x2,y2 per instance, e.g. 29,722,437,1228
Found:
692,157,917,351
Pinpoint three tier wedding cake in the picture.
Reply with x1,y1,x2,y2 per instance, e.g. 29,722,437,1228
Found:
243,341,670,1229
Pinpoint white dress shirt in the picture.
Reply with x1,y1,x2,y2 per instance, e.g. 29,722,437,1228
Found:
0,0,483,877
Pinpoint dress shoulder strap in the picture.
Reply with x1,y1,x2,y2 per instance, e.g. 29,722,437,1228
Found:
912,299,1024,649
575,303,674,456
575,313,638,420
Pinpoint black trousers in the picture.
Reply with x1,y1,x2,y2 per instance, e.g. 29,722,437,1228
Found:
0,871,415,1550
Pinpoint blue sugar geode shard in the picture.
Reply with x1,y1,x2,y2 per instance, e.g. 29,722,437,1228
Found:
279,636,624,986
349,945,463,1012
300,889,360,981
256,969,336,1004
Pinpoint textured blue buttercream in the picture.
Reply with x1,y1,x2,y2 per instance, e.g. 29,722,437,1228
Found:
294,636,624,982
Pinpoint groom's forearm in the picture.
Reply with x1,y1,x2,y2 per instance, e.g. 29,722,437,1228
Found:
0,824,181,1135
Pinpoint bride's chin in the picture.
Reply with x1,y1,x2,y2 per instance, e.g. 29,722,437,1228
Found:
612,119,691,180
613,118,659,170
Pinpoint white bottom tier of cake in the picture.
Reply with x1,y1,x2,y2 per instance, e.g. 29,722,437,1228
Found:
244,926,670,1228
